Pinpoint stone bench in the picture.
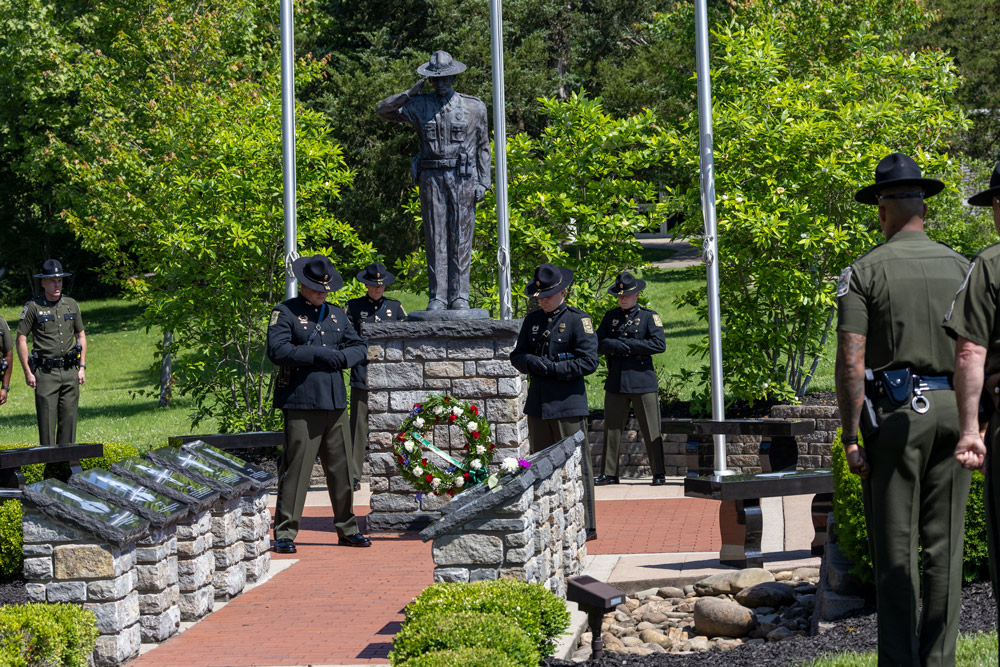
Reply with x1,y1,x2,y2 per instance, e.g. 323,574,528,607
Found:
0,443,105,498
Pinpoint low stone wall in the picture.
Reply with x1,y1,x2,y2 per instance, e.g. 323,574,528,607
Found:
420,431,587,598
588,405,839,477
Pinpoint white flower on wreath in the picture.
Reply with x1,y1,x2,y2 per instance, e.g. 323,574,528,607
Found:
433,406,443,415
470,460,482,470
413,466,423,476
454,477,465,488
430,477,441,489
403,441,414,452
414,417,425,429
467,421,478,432
452,406,463,416
475,445,486,455
501,457,518,473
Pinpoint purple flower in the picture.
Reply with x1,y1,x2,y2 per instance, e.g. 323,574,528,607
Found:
518,458,531,469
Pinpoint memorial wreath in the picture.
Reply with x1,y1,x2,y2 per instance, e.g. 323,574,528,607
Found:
394,394,529,496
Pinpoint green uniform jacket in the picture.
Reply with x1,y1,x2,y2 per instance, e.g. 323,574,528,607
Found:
943,242,1000,373
266,296,368,411
837,230,967,374
510,303,598,419
597,305,665,394
17,296,84,357
345,296,406,389
0,317,12,360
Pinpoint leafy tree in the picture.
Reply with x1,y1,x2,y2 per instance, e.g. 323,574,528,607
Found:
662,6,969,402
399,93,661,319
56,4,372,431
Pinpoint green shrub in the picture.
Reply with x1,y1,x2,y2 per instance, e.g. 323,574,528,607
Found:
389,611,539,667
831,428,990,584
0,602,98,666
0,441,139,580
402,580,570,655
399,647,522,667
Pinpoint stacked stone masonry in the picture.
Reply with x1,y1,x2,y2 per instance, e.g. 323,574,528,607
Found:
175,509,215,621
364,320,530,531
589,405,839,477
210,496,247,600
241,490,271,583
134,526,180,643
421,432,587,599
22,509,141,666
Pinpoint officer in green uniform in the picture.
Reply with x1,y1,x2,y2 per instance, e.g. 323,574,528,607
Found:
16,259,87,445
267,255,371,553
943,161,1000,635
594,271,667,486
836,153,970,667
0,315,13,406
510,263,599,540
345,262,407,491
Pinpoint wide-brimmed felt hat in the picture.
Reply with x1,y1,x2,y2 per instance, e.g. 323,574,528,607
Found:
968,162,1000,207
357,262,396,287
293,254,343,293
416,51,467,78
854,153,944,205
608,271,645,296
34,259,72,279
524,263,573,298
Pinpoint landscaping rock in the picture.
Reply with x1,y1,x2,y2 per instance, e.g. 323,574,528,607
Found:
693,597,756,638
694,568,774,595
735,582,797,608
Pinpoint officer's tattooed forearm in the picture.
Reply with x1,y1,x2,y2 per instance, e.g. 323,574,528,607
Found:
835,331,867,435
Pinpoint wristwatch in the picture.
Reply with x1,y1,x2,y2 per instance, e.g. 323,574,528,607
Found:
1,386,9,392
79,364,87,369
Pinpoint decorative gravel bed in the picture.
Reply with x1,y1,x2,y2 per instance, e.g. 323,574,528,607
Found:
543,582,995,666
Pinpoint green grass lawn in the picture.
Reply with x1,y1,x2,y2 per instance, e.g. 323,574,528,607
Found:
799,631,997,666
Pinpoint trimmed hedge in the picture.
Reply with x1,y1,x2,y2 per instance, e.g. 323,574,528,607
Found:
399,647,522,667
0,442,139,580
831,429,989,584
402,579,570,655
389,611,538,667
0,603,98,666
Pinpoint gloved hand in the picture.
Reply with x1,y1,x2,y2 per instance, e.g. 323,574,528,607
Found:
314,347,347,369
526,355,553,377
606,339,630,356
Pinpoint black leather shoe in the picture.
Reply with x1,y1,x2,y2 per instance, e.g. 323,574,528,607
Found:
651,474,666,486
594,474,619,486
274,538,296,554
338,533,372,548
353,478,361,492
586,530,598,542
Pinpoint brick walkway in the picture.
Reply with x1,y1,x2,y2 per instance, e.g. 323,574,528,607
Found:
130,498,720,667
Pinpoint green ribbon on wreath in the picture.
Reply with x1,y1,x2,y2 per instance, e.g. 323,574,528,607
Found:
409,431,490,486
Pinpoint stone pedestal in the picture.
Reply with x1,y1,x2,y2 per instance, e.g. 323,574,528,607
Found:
420,431,587,598
364,319,529,531
210,495,246,600
22,508,142,666
134,527,180,642
240,489,271,582
175,509,215,620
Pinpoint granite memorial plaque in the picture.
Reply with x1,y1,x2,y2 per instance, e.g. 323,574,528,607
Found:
180,441,277,491
71,469,188,529
146,447,253,499
112,457,220,515
23,479,149,545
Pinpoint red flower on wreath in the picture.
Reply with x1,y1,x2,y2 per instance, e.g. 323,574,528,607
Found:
464,472,471,480
448,489,455,496
425,474,433,482
489,444,495,450
472,431,480,439
397,455,405,463
421,458,427,465
470,404,479,415
449,414,457,423
444,397,451,402
436,417,441,424
397,433,406,442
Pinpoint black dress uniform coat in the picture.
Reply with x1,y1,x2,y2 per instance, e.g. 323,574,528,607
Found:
510,304,599,419
345,296,406,389
267,296,367,410
597,305,666,394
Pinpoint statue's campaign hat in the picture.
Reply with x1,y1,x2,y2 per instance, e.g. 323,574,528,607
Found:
417,51,467,78
968,162,1000,207
357,262,396,287
607,271,645,296
524,263,574,299
292,254,343,293
34,259,72,279
854,153,944,205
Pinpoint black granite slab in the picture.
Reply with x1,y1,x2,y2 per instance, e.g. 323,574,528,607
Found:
180,441,277,491
677,419,815,437
111,458,220,515
145,447,253,500
70,469,188,529
23,479,149,546
167,431,283,450
683,468,833,500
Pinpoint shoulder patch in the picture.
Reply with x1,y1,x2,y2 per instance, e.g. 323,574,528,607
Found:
19,305,28,320
269,310,280,326
835,267,853,298
652,313,663,327
581,317,594,335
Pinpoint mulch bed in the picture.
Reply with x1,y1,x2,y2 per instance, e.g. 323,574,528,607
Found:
542,582,996,666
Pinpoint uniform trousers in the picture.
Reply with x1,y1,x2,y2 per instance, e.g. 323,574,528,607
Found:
862,392,969,667
275,408,358,541
349,388,369,483
34,366,79,446
419,168,474,305
984,414,1000,638
601,392,664,477
527,416,596,532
